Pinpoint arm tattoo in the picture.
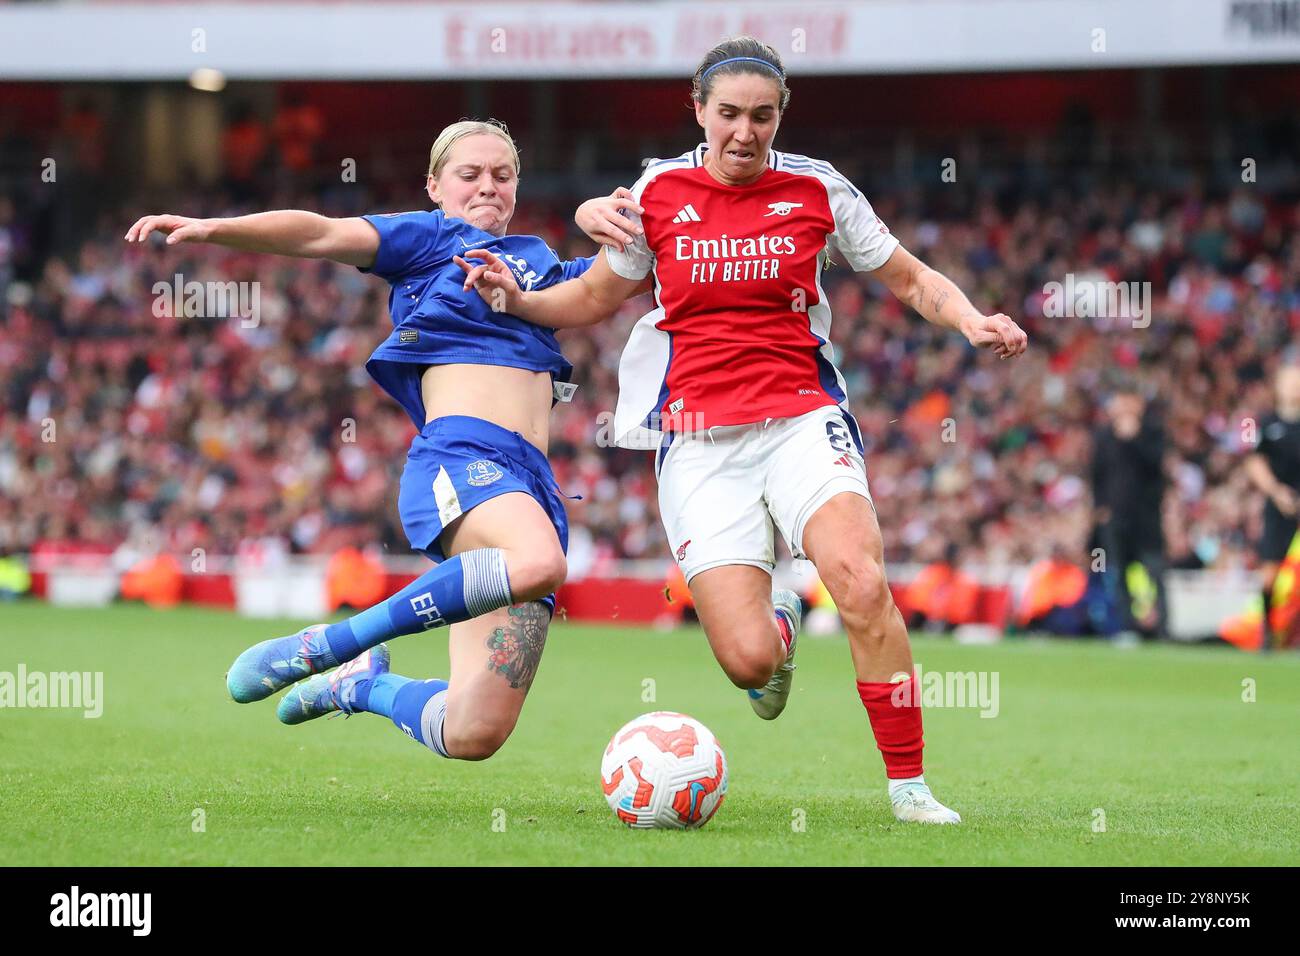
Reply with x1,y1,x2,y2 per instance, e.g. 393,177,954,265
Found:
915,281,949,318
485,602,549,690
930,287,950,315
914,282,930,314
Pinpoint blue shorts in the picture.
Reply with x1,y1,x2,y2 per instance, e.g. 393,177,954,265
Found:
398,414,569,582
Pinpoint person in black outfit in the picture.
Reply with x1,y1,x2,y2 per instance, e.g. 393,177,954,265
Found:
1244,365,1300,650
1091,386,1168,639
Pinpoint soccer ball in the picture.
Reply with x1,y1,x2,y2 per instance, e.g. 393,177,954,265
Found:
600,711,728,829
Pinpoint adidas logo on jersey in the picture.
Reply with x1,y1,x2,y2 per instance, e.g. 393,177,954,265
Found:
672,203,702,224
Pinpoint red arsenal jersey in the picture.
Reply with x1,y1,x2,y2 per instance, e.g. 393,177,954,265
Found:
607,144,899,434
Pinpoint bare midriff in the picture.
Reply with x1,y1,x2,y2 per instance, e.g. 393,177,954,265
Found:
419,363,552,454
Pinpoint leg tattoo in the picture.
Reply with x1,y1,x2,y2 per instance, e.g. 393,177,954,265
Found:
484,603,549,690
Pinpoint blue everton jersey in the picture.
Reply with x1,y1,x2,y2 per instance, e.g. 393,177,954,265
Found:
360,209,595,428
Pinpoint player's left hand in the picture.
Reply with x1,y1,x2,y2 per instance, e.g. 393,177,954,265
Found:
454,249,524,314
959,312,1028,359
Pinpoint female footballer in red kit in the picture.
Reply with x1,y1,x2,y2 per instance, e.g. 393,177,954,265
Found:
464,37,1028,823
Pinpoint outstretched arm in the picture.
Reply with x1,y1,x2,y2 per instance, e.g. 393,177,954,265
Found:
871,245,1027,359
455,248,644,329
125,211,379,269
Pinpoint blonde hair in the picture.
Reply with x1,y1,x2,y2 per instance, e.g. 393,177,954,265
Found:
427,119,521,179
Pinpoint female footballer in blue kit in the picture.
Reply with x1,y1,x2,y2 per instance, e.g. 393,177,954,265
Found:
126,120,643,761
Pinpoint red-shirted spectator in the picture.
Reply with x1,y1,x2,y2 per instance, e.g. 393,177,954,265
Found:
273,91,324,174
222,103,269,188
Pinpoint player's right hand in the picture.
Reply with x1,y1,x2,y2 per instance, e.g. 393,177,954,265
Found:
574,187,643,253
124,214,215,245
455,249,525,315
959,312,1029,360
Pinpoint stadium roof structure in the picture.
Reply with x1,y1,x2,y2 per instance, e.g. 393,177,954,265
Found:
2,0,1300,80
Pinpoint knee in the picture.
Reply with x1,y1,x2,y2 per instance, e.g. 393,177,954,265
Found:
443,719,513,762
505,547,567,603
823,555,894,626
716,639,782,689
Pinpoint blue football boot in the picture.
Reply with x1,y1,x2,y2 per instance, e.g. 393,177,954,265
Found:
277,645,391,725
226,623,340,704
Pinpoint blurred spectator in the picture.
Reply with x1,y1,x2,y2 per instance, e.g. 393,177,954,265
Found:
1243,364,1300,649
62,96,106,178
273,91,325,175
0,549,31,600
0,197,14,302
222,102,269,197
1016,546,1090,634
904,542,980,632
1091,386,1169,639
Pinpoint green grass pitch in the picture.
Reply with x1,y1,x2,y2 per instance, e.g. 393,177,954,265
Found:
1,602,1297,866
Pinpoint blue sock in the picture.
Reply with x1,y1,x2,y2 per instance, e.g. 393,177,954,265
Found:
323,548,512,661
358,673,411,719
389,678,451,757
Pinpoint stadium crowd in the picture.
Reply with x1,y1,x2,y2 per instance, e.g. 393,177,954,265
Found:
2,103,1299,586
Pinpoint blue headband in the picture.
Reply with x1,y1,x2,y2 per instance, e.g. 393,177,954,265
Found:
701,56,783,80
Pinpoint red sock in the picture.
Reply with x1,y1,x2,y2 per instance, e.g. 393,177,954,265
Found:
856,675,924,779
774,613,793,656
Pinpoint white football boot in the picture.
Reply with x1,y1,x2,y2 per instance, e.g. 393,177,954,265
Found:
890,781,962,824
748,589,802,720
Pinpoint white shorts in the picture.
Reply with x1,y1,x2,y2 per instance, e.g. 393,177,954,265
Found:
655,405,873,581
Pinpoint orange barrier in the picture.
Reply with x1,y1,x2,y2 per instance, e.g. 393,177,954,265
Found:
119,554,184,608
904,562,981,626
1219,532,1300,651
326,547,389,612
1016,559,1087,628
889,581,1011,629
